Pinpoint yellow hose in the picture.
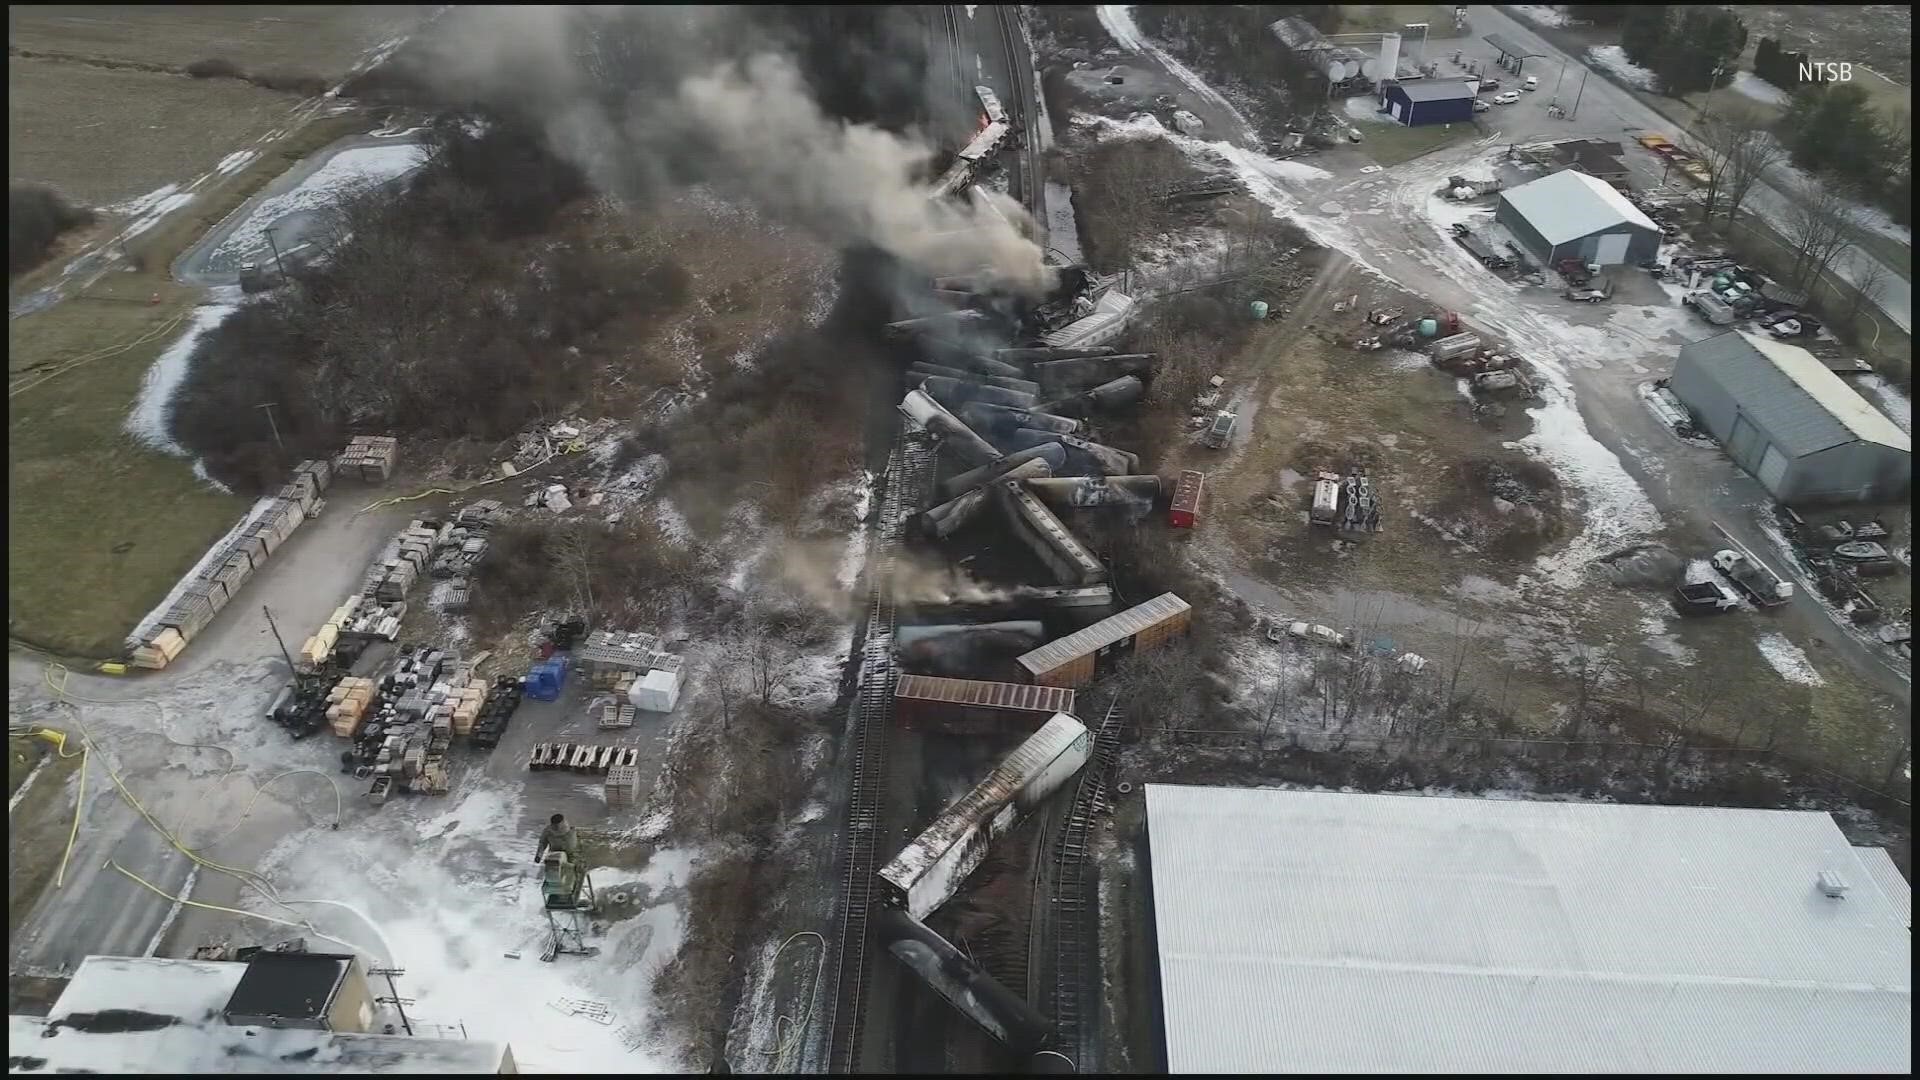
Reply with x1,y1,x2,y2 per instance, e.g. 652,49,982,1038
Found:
55,745,87,889
760,930,827,1070
353,438,586,515
39,663,348,944
106,860,375,956
9,309,189,398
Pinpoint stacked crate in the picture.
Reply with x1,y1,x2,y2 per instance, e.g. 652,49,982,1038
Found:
365,521,436,602
598,702,637,730
335,435,400,484
327,677,377,737
581,630,660,688
605,763,642,808
430,501,502,578
449,679,487,736
131,628,187,670
295,457,333,495
279,471,320,515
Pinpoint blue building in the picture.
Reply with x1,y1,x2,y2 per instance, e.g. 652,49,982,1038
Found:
1381,80,1476,126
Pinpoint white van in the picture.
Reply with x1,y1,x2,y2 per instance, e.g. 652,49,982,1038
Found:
1523,74,1539,91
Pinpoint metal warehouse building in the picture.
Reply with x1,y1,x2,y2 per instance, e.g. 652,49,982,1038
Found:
1144,785,1911,1074
1669,330,1910,504
1495,167,1661,267
1380,79,1475,126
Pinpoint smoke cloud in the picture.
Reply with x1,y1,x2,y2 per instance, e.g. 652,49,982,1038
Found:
411,6,1054,294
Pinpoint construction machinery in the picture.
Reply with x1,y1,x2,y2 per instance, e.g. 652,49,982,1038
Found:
540,851,600,962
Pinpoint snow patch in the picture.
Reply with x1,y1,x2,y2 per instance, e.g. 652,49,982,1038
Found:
1857,374,1911,435
650,500,694,548
214,149,259,176
1511,5,1574,29
837,470,876,590
209,144,428,266
1638,608,1697,666
1755,632,1825,686
125,299,242,454
1729,70,1790,107
1097,5,1263,148
1586,45,1659,92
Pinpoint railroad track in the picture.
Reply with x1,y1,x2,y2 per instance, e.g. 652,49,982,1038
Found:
941,5,968,131
1047,698,1124,1069
993,6,1044,226
822,429,935,1073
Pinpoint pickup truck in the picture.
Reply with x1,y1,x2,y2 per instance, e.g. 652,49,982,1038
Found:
1674,579,1740,616
1713,549,1792,607
1684,291,1736,326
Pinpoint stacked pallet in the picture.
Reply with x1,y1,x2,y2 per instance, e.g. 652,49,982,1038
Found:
365,521,436,602
605,763,642,807
580,630,660,686
598,703,637,730
594,669,639,697
449,678,487,735
471,677,524,749
279,471,321,515
429,500,503,578
296,457,333,494
131,628,187,670
327,677,378,737
299,624,340,671
528,743,640,773
336,435,400,483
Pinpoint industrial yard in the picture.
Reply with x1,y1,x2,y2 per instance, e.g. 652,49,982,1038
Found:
7,4,1912,1077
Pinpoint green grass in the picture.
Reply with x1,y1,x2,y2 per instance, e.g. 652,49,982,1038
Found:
1361,118,1482,168
7,116,362,659
1336,4,1456,35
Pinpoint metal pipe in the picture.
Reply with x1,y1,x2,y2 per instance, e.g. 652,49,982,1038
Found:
941,443,1068,498
908,364,1040,396
920,375,1038,410
1040,375,1146,418
958,401,1081,436
899,389,1001,468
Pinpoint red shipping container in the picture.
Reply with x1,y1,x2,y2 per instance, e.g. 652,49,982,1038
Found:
1170,470,1204,528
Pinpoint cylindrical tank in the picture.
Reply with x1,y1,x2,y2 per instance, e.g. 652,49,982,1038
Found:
918,457,1051,537
996,346,1116,364
908,363,1040,396
921,376,1038,411
1030,354,1157,391
899,389,1001,468
1003,429,1138,476
1024,475,1164,509
1325,57,1350,82
1042,375,1147,418
941,443,1069,498
894,621,1045,647
959,401,1081,436
1250,300,1269,320
874,907,1053,1054
1418,317,1439,337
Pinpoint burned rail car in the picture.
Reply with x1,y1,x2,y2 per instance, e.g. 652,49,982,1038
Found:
893,674,1076,734
1015,592,1191,688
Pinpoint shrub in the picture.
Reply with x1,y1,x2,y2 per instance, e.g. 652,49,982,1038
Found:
185,57,242,79
9,183,96,276
245,68,329,96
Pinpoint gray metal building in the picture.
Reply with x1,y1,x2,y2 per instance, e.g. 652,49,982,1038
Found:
1495,168,1661,268
1669,331,1910,504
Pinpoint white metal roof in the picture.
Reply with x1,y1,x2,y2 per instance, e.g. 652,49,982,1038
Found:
1738,331,1911,451
1145,786,1912,1074
1498,167,1659,245
1854,845,1911,927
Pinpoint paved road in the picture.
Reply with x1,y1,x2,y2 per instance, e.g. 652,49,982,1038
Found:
1476,5,1911,334
1090,8,1911,713
172,131,427,288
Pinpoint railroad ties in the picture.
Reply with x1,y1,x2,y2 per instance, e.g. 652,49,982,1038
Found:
1050,700,1124,1068
825,430,935,1073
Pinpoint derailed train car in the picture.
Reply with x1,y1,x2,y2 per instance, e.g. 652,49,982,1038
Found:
878,713,1091,920
876,907,1053,1056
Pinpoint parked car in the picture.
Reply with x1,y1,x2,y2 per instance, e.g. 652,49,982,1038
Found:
1493,90,1521,104
1286,622,1352,649
1473,99,1491,112
1766,316,1822,338
1522,75,1539,91
1476,78,1501,93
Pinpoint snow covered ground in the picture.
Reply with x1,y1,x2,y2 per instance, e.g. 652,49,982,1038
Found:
1585,45,1658,92
1511,5,1574,29
1097,5,1263,148
125,289,242,455
1730,70,1790,107
1755,631,1826,687
207,144,428,267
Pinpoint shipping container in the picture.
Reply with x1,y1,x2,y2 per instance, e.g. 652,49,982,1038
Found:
1015,592,1192,688
878,713,1090,920
893,674,1076,733
1170,470,1204,528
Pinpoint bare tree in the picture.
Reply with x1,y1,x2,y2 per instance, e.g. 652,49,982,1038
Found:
1719,125,1784,225
1842,256,1891,327
709,652,742,733
1110,643,1209,736
1782,176,1869,291
550,523,597,615
1560,643,1615,740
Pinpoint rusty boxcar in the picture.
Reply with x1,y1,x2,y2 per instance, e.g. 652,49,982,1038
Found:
1170,470,1204,528
1014,592,1192,688
894,675,1077,733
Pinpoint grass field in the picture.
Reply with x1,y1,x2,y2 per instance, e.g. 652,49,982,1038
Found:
7,4,419,73
1361,118,1482,168
8,116,362,659
8,5,418,205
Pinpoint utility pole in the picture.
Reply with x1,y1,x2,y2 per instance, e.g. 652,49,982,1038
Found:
256,402,285,452
263,225,289,280
1551,56,1568,105
1569,68,1588,120
261,604,296,675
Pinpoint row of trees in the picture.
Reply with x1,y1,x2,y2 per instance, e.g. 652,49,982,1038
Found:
1751,36,1815,91
1618,5,1747,95
1779,83,1913,228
